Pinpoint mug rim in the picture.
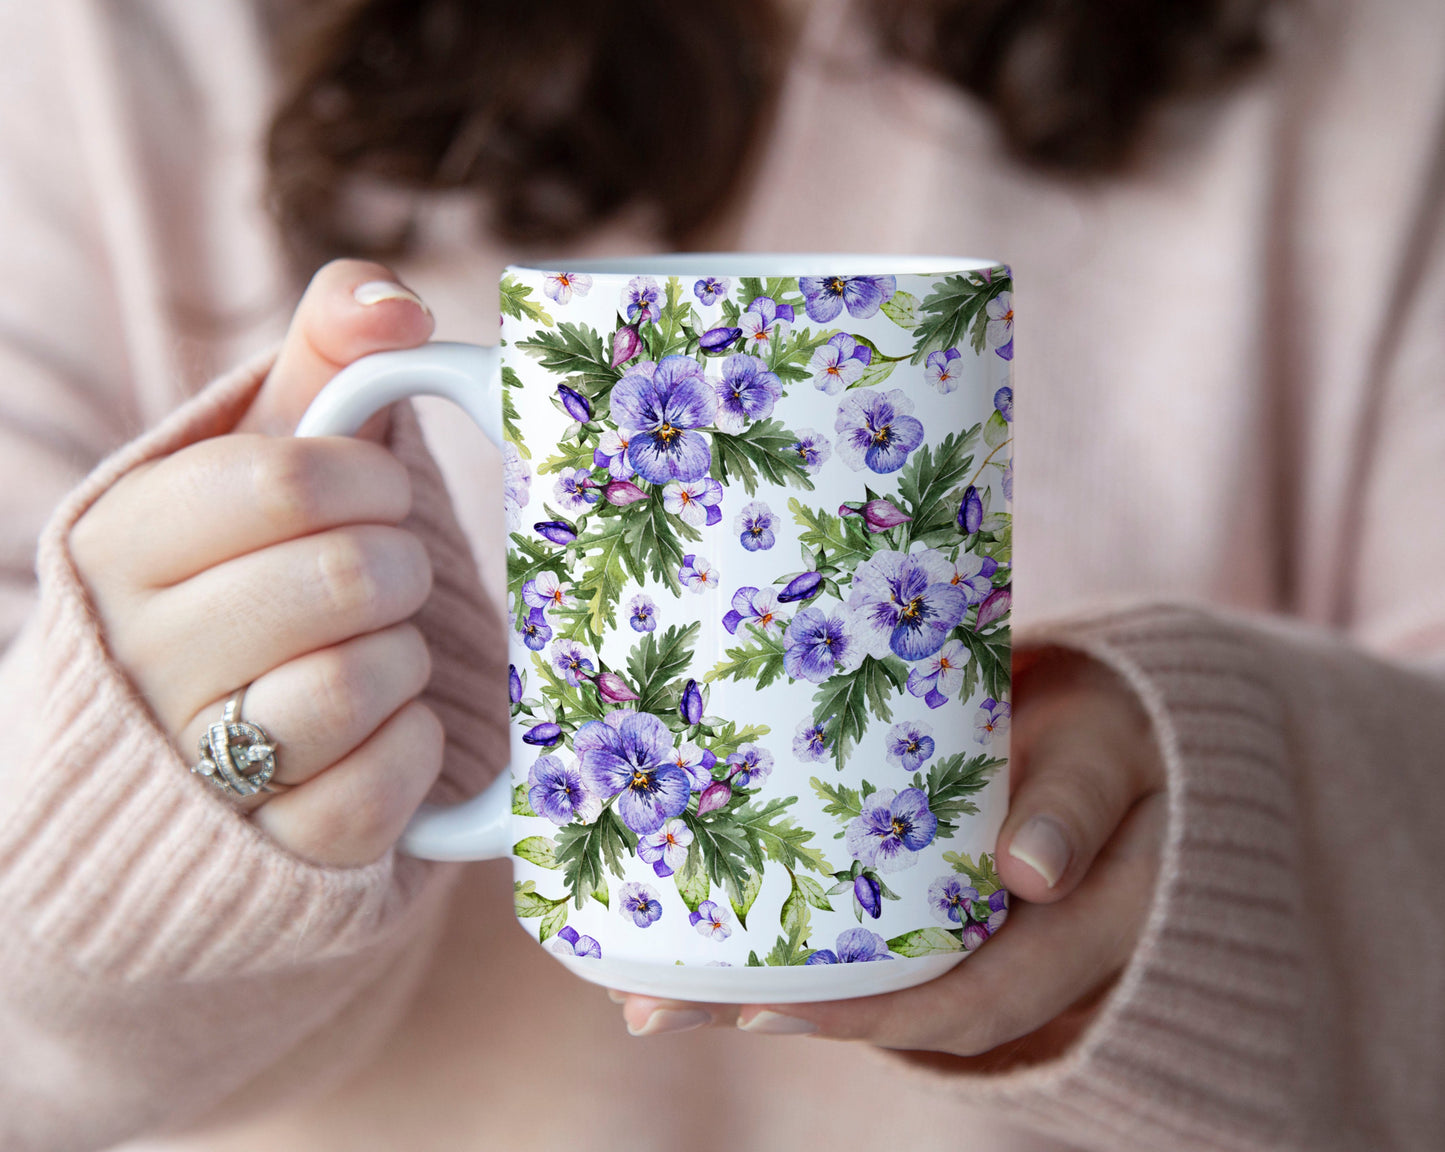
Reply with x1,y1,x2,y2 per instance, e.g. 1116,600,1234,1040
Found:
508,252,1004,277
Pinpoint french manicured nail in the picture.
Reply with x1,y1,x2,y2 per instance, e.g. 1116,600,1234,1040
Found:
628,1008,711,1037
606,989,626,1005
737,1010,817,1035
353,280,430,314
1008,814,1072,888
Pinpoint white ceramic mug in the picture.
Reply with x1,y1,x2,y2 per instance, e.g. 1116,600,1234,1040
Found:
298,254,1015,1002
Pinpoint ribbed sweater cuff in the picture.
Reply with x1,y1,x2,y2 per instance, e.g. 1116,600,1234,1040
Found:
946,603,1307,1151
0,352,472,982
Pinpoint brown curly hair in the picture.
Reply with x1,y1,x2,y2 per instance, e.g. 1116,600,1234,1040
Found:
266,0,1274,269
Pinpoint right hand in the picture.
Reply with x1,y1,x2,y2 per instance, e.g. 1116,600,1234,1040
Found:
71,260,444,867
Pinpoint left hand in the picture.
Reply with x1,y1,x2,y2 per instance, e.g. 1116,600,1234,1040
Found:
612,648,1166,1066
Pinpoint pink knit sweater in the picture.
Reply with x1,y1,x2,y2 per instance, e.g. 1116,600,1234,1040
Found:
1,2,1442,1150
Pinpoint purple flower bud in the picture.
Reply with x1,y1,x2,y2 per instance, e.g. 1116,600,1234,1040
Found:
594,671,640,703
961,921,991,950
975,585,1011,630
556,384,592,423
679,679,704,726
854,873,882,919
611,324,642,368
777,570,824,603
508,663,524,704
994,386,1013,422
533,519,578,545
522,721,562,747
604,480,649,505
860,498,911,533
699,326,742,353
696,781,732,814
958,485,983,534
988,888,1009,913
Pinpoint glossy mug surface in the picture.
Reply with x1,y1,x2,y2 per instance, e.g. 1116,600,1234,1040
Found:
298,255,1015,1002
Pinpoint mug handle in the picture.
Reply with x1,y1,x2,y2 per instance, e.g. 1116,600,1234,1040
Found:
296,342,513,862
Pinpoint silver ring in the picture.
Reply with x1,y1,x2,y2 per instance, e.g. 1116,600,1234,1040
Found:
191,686,286,798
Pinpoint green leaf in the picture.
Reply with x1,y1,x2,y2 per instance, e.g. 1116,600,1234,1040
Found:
516,322,618,395
730,796,831,874
738,276,800,309
951,623,1011,704
895,427,980,551
886,927,963,958
698,720,771,761
983,409,1010,448
500,273,555,327
685,809,755,894
942,850,1003,896
812,655,908,770
881,290,919,328
676,840,710,912
591,880,610,909
531,654,606,729
555,809,637,908
501,369,530,458
746,950,763,967
537,437,596,477
650,277,691,359
512,783,538,817
794,873,834,912
626,622,700,715
918,752,1004,839
710,419,816,496
514,879,566,920
810,776,862,823
513,836,559,869
788,497,871,572
910,271,1011,364
539,900,569,942
767,325,835,383
505,533,568,627
568,515,635,644
766,898,814,966
704,625,788,689
727,868,763,930
630,487,690,591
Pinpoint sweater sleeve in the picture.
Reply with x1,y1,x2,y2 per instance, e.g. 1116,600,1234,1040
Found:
0,355,508,1152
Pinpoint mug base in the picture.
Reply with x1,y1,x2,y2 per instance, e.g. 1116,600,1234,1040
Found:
550,950,966,1003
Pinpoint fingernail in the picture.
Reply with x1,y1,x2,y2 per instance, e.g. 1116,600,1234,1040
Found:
606,989,626,1005
627,1009,711,1037
737,1010,817,1036
1008,814,1072,888
354,280,431,315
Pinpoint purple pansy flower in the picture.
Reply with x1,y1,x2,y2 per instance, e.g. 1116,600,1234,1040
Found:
638,818,693,878
629,594,657,633
798,274,896,323
551,925,601,958
679,553,719,593
805,927,892,964
783,605,860,683
789,428,832,473
556,383,592,423
793,717,830,762
854,872,883,919
975,698,1011,745
528,754,588,824
987,888,1010,934
985,291,1013,359
550,639,595,687
611,356,717,484
522,721,562,747
694,276,730,305
523,570,572,613
886,720,936,771
950,553,999,604
617,881,664,927
845,787,938,872
777,570,824,604
847,549,969,661
575,711,689,835
534,519,578,546
714,354,782,433
502,442,530,532
543,271,592,304
726,744,773,788
623,276,663,325
736,500,777,551
689,900,733,941
809,332,872,395
738,296,793,355
663,477,724,527
926,347,963,394
665,742,716,791
508,664,524,705
906,638,967,708
836,388,925,474
722,586,785,636
554,466,602,512
994,386,1013,421
518,608,552,651
927,875,980,927
679,679,704,726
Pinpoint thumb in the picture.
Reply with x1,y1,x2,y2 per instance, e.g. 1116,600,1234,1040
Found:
238,259,434,437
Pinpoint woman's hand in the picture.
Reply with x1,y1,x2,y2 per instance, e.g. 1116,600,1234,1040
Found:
70,260,442,867
616,649,1167,1065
